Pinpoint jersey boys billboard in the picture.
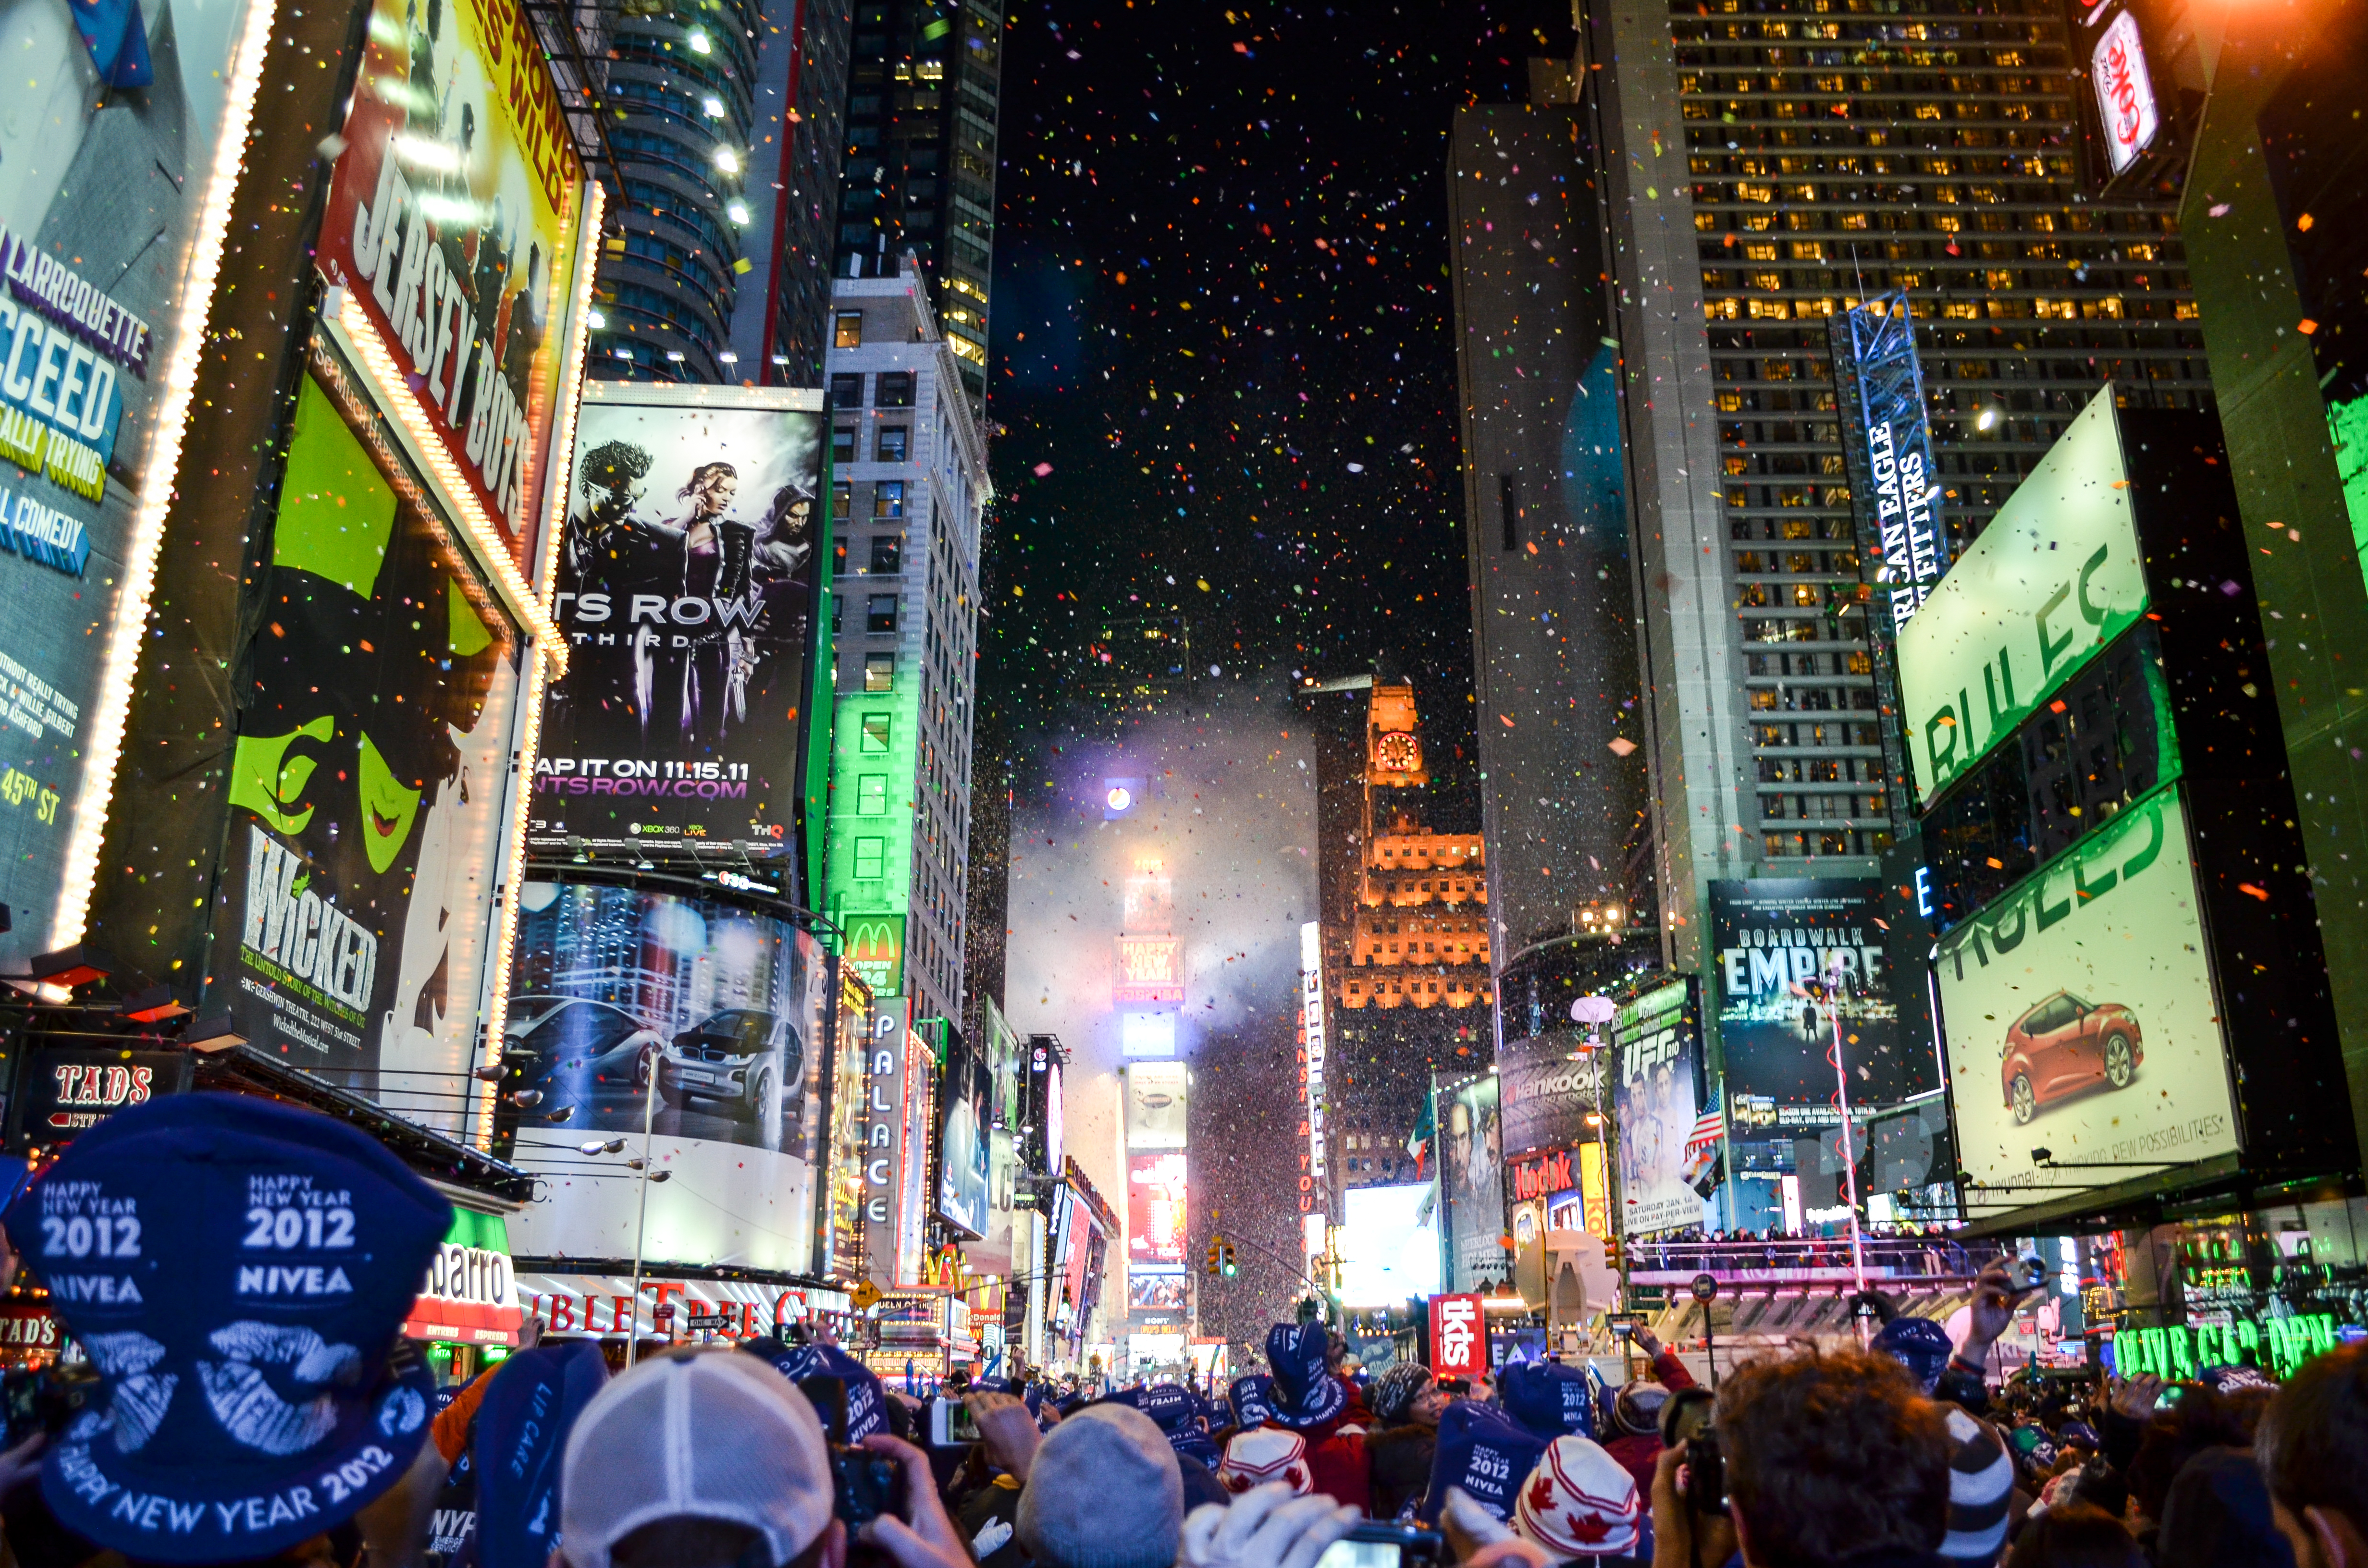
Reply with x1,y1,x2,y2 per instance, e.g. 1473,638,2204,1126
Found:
219,361,524,1129
532,385,825,858
1936,786,2239,1199
318,0,586,574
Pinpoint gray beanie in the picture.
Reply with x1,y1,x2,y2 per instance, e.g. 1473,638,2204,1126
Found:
1018,1403,1185,1568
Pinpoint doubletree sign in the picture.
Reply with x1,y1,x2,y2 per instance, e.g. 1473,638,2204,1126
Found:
1896,392,2149,806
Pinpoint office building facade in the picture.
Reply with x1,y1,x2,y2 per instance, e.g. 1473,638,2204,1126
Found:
590,0,852,384
822,260,992,1030
1586,0,2208,971
833,0,1003,409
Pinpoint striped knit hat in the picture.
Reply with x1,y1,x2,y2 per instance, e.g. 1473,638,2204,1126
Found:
1939,1407,2015,1564
1513,1436,1642,1560
1216,1427,1311,1495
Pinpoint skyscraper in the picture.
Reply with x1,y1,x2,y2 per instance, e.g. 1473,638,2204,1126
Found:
1586,0,2208,968
1447,89,1654,993
1309,679,1493,1194
822,258,993,1030
588,0,853,384
832,0,1004,410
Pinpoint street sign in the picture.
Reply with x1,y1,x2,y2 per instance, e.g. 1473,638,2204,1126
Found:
1690,1273,1720,1303
684,1313,734,1332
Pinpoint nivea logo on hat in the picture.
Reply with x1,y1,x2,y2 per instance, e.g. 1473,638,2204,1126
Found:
745,1340,888,1441
1229,1373,1277,1430
2,1093,450,1564
1421,1400,1548,1525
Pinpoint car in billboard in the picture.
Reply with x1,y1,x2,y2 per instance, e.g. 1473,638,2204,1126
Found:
504,997,663,1092
658,1008,804,1124
2001,992,2142,1124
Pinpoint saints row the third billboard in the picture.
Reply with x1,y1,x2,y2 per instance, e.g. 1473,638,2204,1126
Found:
1613,978,1704,1237
1936,785,2238,1200
534,385,826,864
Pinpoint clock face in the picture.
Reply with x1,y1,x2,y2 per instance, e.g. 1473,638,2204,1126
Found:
1375,731,1420,772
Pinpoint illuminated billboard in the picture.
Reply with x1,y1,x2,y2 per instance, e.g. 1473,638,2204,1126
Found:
1936,785,2239,1200
1114,935,1184,1003
1439,1074,1503,1289
532,386,826,858
1121,1011,1178,1059
1125,1151,1187,1269
1124,1061,1188,1150
2092,11,2161,176
1709,881,1927,1105
1337,1182,1441,1307
1612,979,1703,1237
1897,392,2147,806
503,879,832,1275
1300,921,1329,1199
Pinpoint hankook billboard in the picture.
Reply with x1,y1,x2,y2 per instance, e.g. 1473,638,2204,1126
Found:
1935,785,2238,1199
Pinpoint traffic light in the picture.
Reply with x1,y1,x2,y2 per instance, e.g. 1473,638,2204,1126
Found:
1221,1240,1239,1278
1207,1235,1225,1277
1603,1234,1624,1273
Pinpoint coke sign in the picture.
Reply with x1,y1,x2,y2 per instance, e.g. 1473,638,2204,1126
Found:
1430,1292,1489,1378
2091,11,2159,175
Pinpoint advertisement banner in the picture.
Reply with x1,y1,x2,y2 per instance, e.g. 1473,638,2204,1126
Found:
1114,935,1183,1004
220,359,523,1127
0,0,263,972
5,1048,192,1152
1429,1292,1488,1378
1337,1182,1441,1307
1710,880,1927,1106
2092,11,2161,175
1936,785,2238,1199
1440,1075,1505,1291
501,878,831,1274
1124,1060,1188,1151
843,912,906,996
1125,1151,1186,1269
317,0,584,572
981,999,1023,1277
1497,1031,1597,1156
533,385,825,856
1300,920,1328,1199
825,968,873,1280
859,997,910,1282
1897,392,2146,805
937,1027,991,1239
1829,292,1943,633
1613,979,1703,1237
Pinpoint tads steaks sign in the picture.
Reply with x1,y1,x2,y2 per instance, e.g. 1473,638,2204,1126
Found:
7,1050,192,1151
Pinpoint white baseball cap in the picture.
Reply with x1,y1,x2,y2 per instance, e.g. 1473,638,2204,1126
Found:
561,1348,836,1568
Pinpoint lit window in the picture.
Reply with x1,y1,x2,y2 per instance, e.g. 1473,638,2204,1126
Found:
874,480,906,518
857,775,888,814
861,713,891,753
854,838,886,880
835,311,863,348
865,652,896,692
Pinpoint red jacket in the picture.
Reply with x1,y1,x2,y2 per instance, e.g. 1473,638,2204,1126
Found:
1283,1414,1371,1515
1604,1348,1695,1498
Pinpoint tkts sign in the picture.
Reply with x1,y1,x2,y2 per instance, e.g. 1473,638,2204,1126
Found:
1509,1147,1579,1202
1430,1292,1488,1378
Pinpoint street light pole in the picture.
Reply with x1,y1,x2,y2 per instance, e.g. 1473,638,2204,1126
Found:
1824,960,1870,1323
626,1058,659,1367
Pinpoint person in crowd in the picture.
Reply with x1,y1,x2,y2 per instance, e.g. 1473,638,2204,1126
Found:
1017,1402,1186,1568
2124,1384,2251,1558
559,1346,972,1568
1648,1348,1953,1568
1601,1327,1697,1496
1365,1363,1446,1520
2000,1503,2146,1568
2152,1445,2297,1568
2256,1341,2368,1568
1868,1311,2014,1566
1181,1481,1360,1568
955,1389,1044,1568
1263,1323,1370,1514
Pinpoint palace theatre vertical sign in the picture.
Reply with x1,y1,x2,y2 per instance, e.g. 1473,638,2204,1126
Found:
1298,922,1329,1246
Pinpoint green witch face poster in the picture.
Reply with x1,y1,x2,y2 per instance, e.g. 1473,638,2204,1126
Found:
218,364,523,1133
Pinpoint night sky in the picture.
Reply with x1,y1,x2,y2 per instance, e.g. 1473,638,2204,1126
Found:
981,0,1573,763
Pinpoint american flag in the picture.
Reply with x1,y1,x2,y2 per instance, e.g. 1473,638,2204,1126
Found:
1687,1090,1727,1157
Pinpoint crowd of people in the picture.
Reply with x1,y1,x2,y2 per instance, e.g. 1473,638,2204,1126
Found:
0,1094,2359,1568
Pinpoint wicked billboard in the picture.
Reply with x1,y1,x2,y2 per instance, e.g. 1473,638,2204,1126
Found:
532,384,826,865
500,877,833,1274
215,354,525,1131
